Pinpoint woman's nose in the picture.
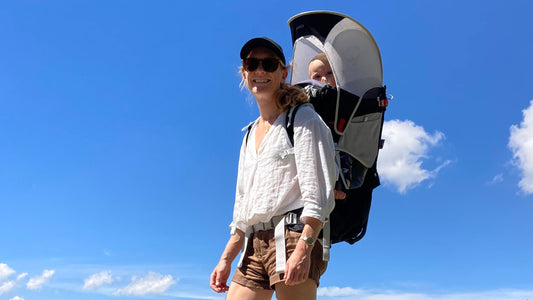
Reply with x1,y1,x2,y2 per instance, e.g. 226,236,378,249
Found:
255,62,266,72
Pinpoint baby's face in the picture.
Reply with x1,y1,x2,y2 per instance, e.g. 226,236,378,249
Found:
308,59,336,87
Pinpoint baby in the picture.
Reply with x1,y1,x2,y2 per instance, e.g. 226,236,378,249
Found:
308,53,337,87
308,53,353,199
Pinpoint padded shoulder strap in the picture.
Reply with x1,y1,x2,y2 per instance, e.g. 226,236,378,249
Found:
285,103,306,146
244,121,255,145
246,102,307,147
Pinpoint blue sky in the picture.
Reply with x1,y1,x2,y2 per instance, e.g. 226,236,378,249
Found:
1,1,532,300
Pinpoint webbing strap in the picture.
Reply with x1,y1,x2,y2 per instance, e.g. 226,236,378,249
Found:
238,211,300,272
322,218,331,261
237,229,251,268
273,215,287,273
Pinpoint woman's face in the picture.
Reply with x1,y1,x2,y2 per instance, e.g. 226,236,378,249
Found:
309,59,337,87
242,47,288,99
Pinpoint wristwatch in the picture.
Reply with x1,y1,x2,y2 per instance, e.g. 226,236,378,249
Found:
299,236,315,246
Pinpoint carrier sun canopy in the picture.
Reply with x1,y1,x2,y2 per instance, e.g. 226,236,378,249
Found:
288,11,383,99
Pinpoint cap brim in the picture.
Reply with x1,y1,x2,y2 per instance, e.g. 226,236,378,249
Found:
240,37,286,65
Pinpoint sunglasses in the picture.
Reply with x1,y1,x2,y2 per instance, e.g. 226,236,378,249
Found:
243,57,281,72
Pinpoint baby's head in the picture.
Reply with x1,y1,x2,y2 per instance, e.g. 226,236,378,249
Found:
308,53,336,87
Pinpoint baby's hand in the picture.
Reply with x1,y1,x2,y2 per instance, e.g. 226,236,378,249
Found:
334,181,346,199
334,189,346,200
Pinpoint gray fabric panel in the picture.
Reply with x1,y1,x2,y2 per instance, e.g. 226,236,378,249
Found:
338,112,382,168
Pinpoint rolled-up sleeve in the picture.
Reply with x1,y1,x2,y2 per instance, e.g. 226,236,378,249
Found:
293,105,337,224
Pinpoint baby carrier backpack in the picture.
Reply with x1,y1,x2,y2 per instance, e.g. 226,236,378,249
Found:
287,11,389,248
242,11,389,263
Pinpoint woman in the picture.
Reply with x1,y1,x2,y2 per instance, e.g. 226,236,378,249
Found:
210,37,337,300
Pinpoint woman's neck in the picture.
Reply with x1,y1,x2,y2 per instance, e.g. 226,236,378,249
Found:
256,96,280,124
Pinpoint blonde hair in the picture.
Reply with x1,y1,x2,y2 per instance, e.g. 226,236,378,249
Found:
274,81,309,111
239,62,308,112
310,52,328,64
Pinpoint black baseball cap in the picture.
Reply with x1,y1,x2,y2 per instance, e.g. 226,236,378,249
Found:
240,37,286,65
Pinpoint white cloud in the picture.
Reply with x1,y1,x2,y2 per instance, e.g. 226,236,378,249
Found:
509,99,533,194
0,281,16,295
16,273,28,281
0,264,16,295
9,296,24,300
377,119,449,193
487,173,504,185
112,272,176,296
26,269,55,290
83,270,113,290
317,286,533,300
0,263,15,282
318,286,364,296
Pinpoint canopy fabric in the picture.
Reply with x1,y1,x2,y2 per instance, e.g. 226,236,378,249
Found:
288,11,383,98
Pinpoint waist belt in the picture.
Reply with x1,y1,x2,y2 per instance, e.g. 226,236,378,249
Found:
251,209,301,232
238,208,303,274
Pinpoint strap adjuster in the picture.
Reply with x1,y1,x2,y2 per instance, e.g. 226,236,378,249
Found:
284,212,298,225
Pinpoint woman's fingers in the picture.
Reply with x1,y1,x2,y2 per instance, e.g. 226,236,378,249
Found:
284,260,308,286
210,268,230,293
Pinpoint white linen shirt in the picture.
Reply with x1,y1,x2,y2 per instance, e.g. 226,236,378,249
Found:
230,105,337,234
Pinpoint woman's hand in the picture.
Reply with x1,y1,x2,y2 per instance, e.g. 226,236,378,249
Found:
209,229,244,293
284,217,322,286
210,260,231,293
284,240,312,286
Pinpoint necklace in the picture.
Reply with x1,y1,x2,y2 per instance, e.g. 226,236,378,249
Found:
259,114,278,134
262,122,271,133
259,119,272,133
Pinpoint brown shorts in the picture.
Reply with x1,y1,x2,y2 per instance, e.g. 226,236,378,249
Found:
232,228,328,290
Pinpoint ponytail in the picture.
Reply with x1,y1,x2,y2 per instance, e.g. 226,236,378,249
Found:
274,82,309,112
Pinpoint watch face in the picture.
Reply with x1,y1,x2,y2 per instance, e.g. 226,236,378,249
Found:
302,236,314,245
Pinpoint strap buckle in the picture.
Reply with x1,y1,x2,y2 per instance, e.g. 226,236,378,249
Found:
251,209,301,232
284,212,298,225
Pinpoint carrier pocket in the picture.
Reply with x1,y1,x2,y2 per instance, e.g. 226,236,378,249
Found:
339,112,382,168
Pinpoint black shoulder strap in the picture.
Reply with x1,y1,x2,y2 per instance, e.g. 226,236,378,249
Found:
244,122,254,145
285,103,305,146
245,103,305,147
